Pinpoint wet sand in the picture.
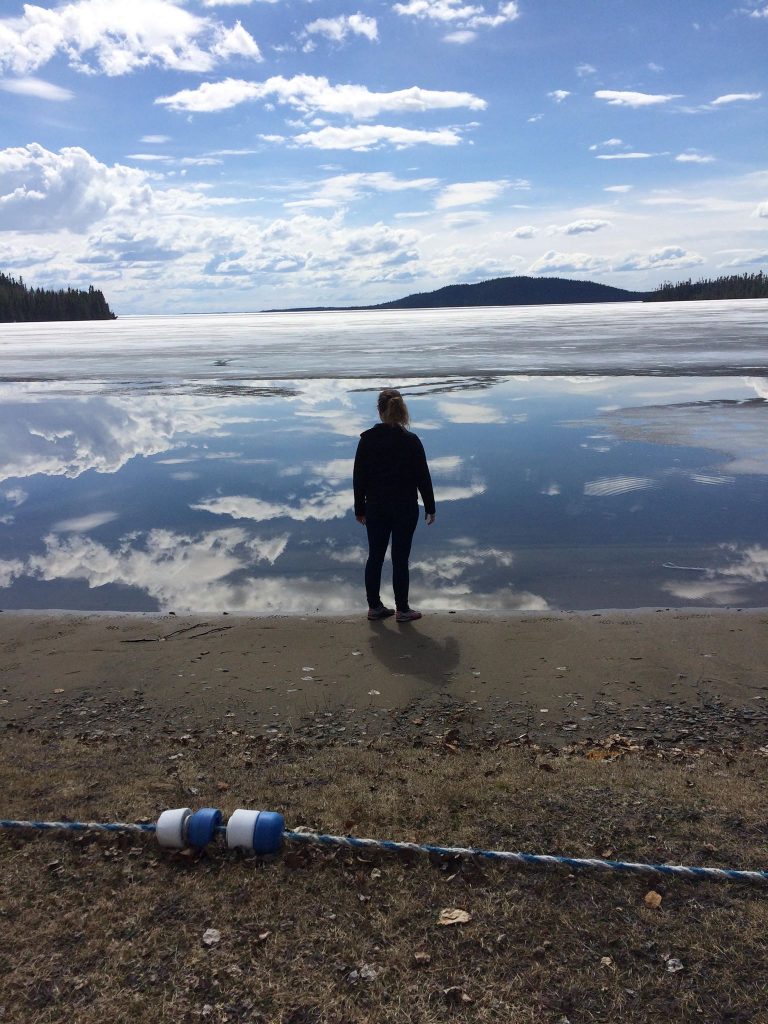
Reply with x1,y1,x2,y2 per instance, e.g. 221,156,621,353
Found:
1,609,767,746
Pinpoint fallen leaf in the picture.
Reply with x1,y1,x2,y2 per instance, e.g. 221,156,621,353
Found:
53,688,65,694
443,986,473,1004
600,955,613,967
216,781,229,792
437,908,471,926
413,951,431,966
666,957,684,973
644,890,663,909
202,928,221,948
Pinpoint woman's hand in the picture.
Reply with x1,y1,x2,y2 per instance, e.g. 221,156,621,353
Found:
356,514,366,525
425,513,436,525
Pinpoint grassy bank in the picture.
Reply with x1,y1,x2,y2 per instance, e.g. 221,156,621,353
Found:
1,726,767,1023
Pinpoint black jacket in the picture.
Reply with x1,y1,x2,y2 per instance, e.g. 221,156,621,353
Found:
353,423,436,517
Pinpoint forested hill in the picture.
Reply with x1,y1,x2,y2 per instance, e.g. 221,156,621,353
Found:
374,275,644,309
646,272,768,302
0,273,116,322
269,275,646,312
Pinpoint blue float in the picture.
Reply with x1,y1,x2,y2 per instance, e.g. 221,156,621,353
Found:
252,810,285,855
186,807,222,850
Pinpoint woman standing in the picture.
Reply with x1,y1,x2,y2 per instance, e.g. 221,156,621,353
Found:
353,388,436,621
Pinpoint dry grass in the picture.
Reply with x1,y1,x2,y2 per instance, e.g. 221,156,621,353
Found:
1,727,768,1023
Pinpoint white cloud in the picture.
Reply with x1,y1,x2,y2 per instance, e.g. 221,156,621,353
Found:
156,75,486,117
393,0,520,31
211,21,263,60
528,250,608,274
594,90,681,107
548,90,570,102
291,124,465,151
438,400,505,423
596,152,658,160
576,63,596,76
191,489,352,522
435,180,508,209
510,224,536,238
444,30,476,43
676,152,715,163
754,202,768,218
140,135,171,144
0,143,177,232
304,14,378,43
52,512,119,533
710,92,761,105
0,76,73,101
589,138,624,151
3,487,27,507
604,185,632,192
0,0,260,76
552,219,612,235
612,245,705,272
285,171,439,209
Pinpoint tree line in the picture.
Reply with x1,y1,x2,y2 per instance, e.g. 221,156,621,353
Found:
647,271,768,302
0,272,116,322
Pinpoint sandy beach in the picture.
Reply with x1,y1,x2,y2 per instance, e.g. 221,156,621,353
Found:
3,608,767,745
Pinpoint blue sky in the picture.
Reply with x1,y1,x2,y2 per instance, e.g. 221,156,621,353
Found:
0,0,766,313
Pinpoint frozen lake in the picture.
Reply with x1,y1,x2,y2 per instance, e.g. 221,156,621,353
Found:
1,299,767,385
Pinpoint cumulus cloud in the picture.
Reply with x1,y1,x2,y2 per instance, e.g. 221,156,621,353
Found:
754,202,768,218
528,250,607,275
594,90,681,107
612,246,705,272
551,219,612,235
303,13,378,44
290,124,465,151
435,180,509,209
393,0,520,31
510,224,536,238
156,75,485,117
0,76,73,101
710,92,761,105
0,143,166,232
548,90,570,102
0,0,261,76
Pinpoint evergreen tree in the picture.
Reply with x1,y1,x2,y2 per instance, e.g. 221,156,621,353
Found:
0,272,117,322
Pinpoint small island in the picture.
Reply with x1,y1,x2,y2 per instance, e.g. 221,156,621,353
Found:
0,272,116,323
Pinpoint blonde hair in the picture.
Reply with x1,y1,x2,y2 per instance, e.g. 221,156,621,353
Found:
377,388,410,428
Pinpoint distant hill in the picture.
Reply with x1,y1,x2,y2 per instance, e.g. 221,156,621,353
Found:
0,272,116,322
268,275,646,312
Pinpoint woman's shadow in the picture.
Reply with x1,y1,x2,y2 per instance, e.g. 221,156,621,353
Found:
367,621,460,687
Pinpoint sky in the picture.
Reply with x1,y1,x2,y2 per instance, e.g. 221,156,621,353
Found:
0,0,766,314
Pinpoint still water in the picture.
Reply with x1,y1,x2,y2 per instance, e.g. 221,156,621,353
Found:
0,362,767,611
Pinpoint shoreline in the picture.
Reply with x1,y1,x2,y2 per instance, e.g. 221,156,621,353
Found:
3,607,767,747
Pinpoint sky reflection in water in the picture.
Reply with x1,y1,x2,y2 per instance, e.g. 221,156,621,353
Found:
1,374,767,613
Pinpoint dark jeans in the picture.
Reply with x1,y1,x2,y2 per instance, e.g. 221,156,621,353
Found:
365,504,419,611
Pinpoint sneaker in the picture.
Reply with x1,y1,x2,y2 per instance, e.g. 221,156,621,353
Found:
395,608,422,622
367,604,394,620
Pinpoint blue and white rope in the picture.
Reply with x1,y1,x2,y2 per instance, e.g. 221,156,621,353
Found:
2,816,767,884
